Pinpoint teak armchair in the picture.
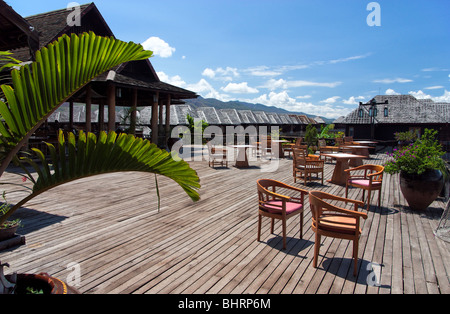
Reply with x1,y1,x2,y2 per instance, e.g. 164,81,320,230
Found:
293,148,324,185
345,164,384,210
206,142,228,168
309,191,367,276
257,179,307,250
318,139,339,162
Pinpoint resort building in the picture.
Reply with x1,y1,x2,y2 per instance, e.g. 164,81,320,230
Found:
334,95,450,150
3,1,198,146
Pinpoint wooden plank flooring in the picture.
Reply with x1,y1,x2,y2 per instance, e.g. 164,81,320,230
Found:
0,150,449,294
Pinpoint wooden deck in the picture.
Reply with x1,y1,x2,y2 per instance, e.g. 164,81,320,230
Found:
0,149,449,294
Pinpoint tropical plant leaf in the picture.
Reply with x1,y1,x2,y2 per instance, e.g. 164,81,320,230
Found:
0,32,153,175
0,130,200,224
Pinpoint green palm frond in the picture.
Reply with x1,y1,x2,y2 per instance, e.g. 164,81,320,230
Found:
0,130,200,224
0,32,153,174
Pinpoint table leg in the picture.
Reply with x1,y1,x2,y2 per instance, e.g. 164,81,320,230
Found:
328,159,350,185
235,147,249,168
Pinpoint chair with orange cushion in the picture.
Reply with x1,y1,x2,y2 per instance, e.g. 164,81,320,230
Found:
257,179,307,250
309,191,367,276
206,141,228,168
292,148,324,185
345,164,384,210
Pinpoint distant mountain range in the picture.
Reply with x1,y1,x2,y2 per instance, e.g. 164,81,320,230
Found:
184,97,334,124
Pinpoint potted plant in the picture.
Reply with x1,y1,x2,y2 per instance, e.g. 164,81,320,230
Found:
305,124,318,154
394,130,418,148
1,261,79,294
0,192,21,242
385,129,447,210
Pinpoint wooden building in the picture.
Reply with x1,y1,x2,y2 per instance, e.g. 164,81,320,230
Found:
6,2,198,146
334,95,450,149
0,1,39,55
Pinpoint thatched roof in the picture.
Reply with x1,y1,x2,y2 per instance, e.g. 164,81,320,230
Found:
335,95,450,125
48,103,325,127
0,0,39,52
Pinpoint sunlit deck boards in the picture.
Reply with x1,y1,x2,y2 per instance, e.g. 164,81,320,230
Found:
0,152,449,294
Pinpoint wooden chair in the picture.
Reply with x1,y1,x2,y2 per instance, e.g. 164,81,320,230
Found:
345,164,384,210
344,136,354,144
318,139,338,162
282,142,294,158
336,137,352,153
293,137,303,148
257,179,307,250
309,191,367,276
293,148,324,185
206,142,228,168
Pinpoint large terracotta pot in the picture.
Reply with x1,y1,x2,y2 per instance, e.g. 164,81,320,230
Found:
400,170,444,211
6,273,80,294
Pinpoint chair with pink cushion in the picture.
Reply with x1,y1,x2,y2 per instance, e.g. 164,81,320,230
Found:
345,164,384,210
257,179,308,250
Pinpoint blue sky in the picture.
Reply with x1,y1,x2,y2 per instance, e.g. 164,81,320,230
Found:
9,0,450,119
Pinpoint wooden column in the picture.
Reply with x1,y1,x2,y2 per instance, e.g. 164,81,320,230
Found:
130,88,138,135
69,101,74,130
165,94,172,144
107,83,116,132
151,92,159,144
99,101,105,132
85,85,92,133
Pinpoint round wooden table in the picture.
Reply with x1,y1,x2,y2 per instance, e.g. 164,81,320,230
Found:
341,145,372,158
321,153,366,185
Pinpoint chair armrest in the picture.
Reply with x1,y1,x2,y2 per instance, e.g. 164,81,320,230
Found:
344,164,367,173
326,203,368,220
263,180,308,202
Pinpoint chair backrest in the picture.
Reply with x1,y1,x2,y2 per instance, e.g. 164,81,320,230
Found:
257,179,287,204
309,191,360,229
335,138,344,146
294,137,303,147
318,139,326,147
366,165,384,183
293,147,308,166
344,136,353,144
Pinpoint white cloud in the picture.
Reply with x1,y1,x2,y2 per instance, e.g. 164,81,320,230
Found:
342,96,365,105
409,90,450,103
221,82,259,94
373,78,413,84
421,67,449,72
186,79,230,101
425,86,444,90
202,68,216,79
245,91,353,119
328,54,371,64
157,71,186,87
244,66,282,77
320,96,341,104
201,67,239,81
296,95,312,99
142,37,175,58
261,78,342,91
385,88,400,95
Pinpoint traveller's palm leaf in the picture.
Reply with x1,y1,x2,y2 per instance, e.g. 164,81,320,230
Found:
0,31,153,175
1,130,200,223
